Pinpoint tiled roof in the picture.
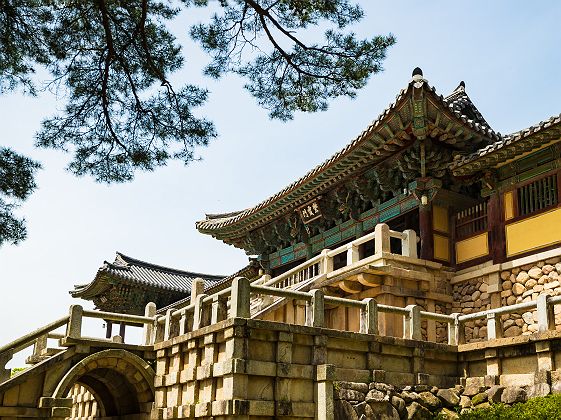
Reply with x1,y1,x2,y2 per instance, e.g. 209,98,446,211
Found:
71,252,225,298
451,113,561,174
196,72,498,240
156,260,261,314
443,82,492,134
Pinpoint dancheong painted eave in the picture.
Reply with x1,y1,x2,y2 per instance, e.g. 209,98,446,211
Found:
196,68,500,244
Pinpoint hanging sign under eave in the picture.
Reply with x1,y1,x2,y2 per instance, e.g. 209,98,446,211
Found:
297,197,323,224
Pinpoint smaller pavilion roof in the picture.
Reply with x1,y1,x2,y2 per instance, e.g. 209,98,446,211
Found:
71,252,225,299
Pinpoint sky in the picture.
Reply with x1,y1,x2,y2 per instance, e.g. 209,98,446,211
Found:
1,2,561,366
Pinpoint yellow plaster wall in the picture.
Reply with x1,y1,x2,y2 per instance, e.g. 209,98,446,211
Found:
433,206,449,233
433,234,450,262
456,232,489,264
504,191,514,221
506,207,561,257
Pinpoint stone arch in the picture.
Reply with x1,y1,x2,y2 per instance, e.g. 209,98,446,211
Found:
53,349,154,419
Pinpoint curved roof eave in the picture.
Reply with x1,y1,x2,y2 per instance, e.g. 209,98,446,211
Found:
451,113,561,176
196,76,497,241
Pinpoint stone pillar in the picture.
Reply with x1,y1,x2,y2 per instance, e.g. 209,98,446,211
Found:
360,298,378,335
231,277,251,318
374,223,390,254
306,289,324,328
315,364,335,420
191,277,206,301
143,302,156,345
485,349,501,383
403,305,422,340
67,305,83,339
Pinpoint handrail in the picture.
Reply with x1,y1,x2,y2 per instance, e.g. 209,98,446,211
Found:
0,316,69,356
0,303,159,384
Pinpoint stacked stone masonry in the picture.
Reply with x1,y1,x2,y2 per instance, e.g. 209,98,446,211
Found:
499,257,561,337
334,381,550,420
452,278,491,343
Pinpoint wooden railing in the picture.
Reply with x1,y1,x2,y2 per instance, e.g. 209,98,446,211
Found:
517,173,558,217
455,201,488,239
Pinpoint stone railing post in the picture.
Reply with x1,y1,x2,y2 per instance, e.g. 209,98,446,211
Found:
143,302,156,345
211,295,228,324
402,229,418,258
448,313,463,345
306,289,324,328
346,243,360,266
537,294,554,332
32,334,48,358
191,277,205,300
192,294,208,330
319,249,333,274
374,223,390,254
154,316,165,343
163,308,175,341
486,312,502,340
66,305,83,339
360,298,378,335
403,305,422,340
231,277,251,318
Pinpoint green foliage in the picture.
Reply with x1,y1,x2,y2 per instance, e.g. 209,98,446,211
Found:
457,394,561,420
0,147,40,246
0,0,394,245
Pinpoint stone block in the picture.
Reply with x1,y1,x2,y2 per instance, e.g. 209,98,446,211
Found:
501,386,527,404
406,401,432,420
436,388,460,408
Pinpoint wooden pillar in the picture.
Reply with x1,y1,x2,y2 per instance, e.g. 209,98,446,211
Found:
419,203,433,261
488,192,505,263
105,321,113,339
119,322,126,340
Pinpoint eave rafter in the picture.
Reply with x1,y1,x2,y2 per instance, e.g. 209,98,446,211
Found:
197,71,502,245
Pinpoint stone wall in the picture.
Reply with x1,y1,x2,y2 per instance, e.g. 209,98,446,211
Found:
499,257,561,336
335,381,541,420
152,317,458,419
452,277,491,343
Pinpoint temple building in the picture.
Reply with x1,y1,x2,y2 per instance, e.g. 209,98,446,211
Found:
193,68,561,340
72,68,561,342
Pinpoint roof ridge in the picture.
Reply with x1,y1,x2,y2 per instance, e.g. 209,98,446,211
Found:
115,252,224,280
196,74,499,237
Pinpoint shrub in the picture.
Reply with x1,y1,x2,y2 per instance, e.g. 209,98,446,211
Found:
458,394,561,420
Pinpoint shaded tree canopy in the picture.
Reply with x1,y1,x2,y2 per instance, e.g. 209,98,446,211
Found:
0,0,395,245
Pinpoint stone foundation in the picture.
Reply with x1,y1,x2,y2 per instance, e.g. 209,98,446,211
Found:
334,380,545,420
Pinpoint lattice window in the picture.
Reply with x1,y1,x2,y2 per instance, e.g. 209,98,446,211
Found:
455,201,488,239
517,174,558,217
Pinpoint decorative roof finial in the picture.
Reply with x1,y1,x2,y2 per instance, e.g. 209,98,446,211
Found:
460,81,466,88
412,67,424,83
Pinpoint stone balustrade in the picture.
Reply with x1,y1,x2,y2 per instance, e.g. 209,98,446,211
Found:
0,304,157,383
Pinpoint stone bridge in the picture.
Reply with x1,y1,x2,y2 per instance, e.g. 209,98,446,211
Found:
0,306,157,420
4,227,561,419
